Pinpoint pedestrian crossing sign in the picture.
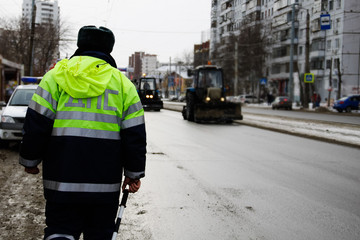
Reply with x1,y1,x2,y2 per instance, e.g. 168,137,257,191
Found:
304,73,314,83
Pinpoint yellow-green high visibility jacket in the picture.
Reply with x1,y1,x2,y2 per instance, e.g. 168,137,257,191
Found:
19,56,146,203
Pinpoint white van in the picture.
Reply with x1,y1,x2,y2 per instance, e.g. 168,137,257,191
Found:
0,84,38,143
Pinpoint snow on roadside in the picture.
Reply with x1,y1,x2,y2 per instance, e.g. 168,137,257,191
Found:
242,114,360,147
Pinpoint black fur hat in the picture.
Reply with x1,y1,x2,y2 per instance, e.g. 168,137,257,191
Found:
77,26,115,54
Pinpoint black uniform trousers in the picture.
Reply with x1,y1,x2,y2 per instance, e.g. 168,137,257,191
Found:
44,200,119,240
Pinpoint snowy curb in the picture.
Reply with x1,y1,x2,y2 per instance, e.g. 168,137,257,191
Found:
239,114,360,149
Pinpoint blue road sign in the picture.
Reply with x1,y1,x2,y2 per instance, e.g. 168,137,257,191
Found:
260,78,267,85
304,73,314,83
320,14,331,30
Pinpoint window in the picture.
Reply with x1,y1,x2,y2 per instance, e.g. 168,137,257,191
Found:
327,40,331,51
336,0,341,9
335,38,340,49
311,39,325,51
326,59,331,69
335,18,341,30
321,0,330,11
211,21,217,28
333,79,338,89
299,46,303,55
299,29,305,39
310,58,324,70
273,47,288,58
271,64,281,74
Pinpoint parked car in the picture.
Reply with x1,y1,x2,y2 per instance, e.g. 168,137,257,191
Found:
236,94,264,104
226,96,236,103
272,96,292,110
333,95,360,113
0,84,38,144
178,95,186,102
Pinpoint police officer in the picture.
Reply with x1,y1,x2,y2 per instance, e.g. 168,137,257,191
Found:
19,26,146,240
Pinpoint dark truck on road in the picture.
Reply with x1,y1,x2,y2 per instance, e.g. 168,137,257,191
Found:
182,65,242,123
137,77,163,111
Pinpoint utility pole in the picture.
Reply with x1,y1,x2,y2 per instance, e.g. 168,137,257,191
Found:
289,3,295,102
304,9,310,108
27,0,36,76
337,58,342,99
234,41,238,96
327,58,332,107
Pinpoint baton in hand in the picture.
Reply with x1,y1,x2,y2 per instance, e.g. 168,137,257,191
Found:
111,189,129,240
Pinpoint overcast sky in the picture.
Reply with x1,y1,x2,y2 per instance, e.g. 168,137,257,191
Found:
1,0,211,67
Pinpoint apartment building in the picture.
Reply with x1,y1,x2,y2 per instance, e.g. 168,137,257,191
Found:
22,0,59,25
142,54,158,77
210,0,360,102
128,52,158,80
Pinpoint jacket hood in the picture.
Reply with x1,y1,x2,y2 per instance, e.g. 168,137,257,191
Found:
52,56,114,98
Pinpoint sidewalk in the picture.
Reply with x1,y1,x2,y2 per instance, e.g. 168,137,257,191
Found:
162,101,360,149
240,113,360,149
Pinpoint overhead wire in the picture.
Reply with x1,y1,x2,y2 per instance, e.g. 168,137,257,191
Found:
104,0,116,27
111,27,203,34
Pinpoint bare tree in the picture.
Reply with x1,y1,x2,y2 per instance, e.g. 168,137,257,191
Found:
211,34,237,95
210,17,267,97
0,17,70,76
181,50,193,69
237,17,267,97
0,17,30,69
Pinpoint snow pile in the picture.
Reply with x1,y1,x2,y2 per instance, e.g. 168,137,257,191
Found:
242,114,360,148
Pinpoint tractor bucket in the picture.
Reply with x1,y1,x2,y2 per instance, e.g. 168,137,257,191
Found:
194,102,242,122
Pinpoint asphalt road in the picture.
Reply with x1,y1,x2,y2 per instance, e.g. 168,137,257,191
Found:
118,110,360,240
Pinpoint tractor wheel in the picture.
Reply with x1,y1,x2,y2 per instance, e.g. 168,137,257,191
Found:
182,106,187,120
186,94,195,121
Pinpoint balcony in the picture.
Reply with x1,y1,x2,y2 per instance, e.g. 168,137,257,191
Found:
269,72,290,81
272,55,298,64
310,50,325,58
310,69,324,76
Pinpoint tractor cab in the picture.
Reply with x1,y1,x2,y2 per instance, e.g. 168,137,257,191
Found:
193,66,225,104
137,77,163,111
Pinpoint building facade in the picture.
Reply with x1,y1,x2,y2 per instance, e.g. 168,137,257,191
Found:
210,0,360,103
22,0,59,25
142,54,158,77
128,52,158,81
194,40,210,67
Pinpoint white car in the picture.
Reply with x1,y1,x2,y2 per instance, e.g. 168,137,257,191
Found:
235,94,264,104
0,84,38,143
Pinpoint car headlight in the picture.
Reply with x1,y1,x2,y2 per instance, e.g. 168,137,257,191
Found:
1,115,15,123
206,97,211,102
